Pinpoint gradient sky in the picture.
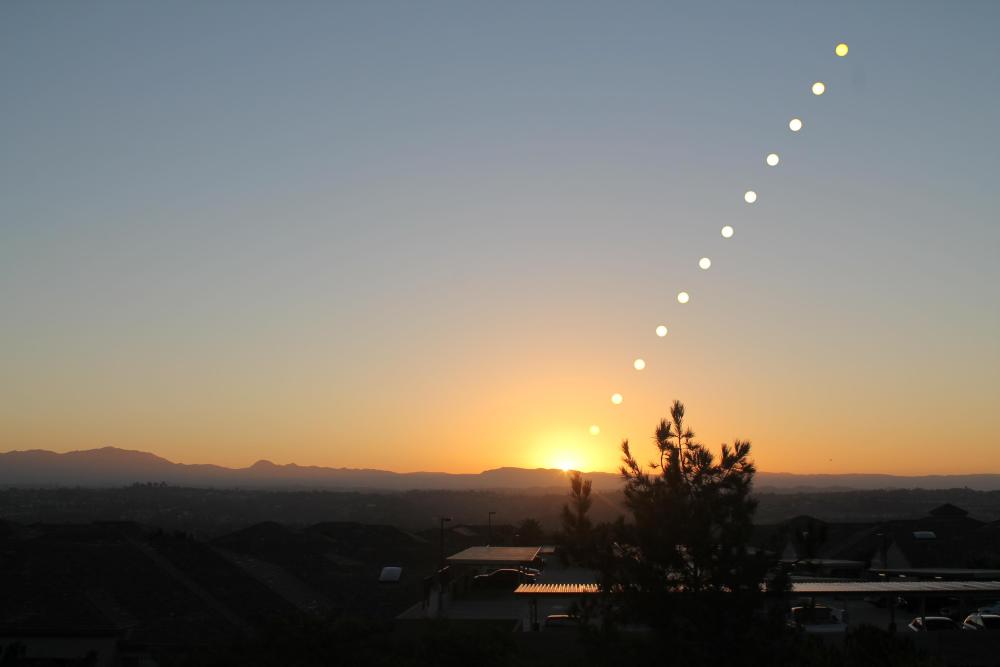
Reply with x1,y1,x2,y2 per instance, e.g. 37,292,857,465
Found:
2,1,998,475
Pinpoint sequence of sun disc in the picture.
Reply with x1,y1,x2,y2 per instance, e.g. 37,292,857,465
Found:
592,42,849,433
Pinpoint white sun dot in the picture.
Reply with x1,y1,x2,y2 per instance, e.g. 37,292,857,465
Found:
766,153,780,166
744,190,757,204
789,118,803,132
835,43,849,57
812,81,826,96
677,291,690,304
655,325,668,337
633,358,646,371
698,257,711,270
590,424,600,436
611,393,623,405
721,225,734,239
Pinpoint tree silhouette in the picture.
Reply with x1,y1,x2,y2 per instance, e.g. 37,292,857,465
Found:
516,518,545,545
588,400,785,664
560,471,593,563
616,400,764,594
787,517,828,573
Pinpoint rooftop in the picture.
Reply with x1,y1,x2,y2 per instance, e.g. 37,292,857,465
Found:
514,583,599,596
446,546,540,566
513,580,1000,597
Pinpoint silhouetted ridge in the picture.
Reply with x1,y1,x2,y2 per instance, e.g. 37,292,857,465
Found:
3,447,1000,491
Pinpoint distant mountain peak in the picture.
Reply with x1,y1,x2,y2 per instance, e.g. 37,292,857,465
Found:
70,446,172,462
1,447,999,492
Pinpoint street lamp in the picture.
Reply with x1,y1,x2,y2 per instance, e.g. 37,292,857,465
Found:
439,517,452,569
488,511,496,545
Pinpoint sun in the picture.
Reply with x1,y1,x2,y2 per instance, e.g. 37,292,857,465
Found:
553,452,583,472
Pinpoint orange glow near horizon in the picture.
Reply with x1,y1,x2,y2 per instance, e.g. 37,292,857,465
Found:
9,398,998,476
4,7,999,489
3,312,997,477
4,315,997,476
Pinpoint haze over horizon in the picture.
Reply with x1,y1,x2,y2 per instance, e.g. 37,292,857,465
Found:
7,446,1000,492
6,445,1000,480
2,1,998,476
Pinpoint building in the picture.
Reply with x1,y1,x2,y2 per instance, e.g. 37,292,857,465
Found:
757,504,1000,579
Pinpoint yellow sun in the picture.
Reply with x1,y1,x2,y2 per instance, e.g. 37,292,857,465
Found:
554,454,582,472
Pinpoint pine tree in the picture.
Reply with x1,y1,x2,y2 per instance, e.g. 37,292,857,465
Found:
594,400,784,663
560,471,593,562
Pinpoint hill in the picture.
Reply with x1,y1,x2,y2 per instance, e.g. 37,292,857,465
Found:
3,447,1000,492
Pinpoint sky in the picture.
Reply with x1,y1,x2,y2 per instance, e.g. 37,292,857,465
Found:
1,0,998,475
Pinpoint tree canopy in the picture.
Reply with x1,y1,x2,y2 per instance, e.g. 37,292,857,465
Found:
560,471,594,562
586,401,785,664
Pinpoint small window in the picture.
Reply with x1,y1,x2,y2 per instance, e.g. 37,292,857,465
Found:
981,616,1000,630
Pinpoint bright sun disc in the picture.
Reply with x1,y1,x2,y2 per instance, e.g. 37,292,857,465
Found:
721,225,734,239
766,153,780,166
611,393,623,405
744,190,757,204
655,325,668,337
789,118,802,132
633,358,646,371
835,43,849,57
589,425,600,436
812,81,826,96
677,291,690,304
698,257,711,270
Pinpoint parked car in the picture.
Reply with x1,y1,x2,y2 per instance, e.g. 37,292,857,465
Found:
908,616,961,632
962,613,1000,631
788,606,847,634
864,595,908,609
471,568,535,590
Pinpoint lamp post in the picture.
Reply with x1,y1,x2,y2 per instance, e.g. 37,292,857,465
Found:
439,517,452,569
878,530,896,633
488,511,496,545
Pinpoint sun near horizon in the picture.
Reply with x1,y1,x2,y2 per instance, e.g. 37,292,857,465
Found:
1,2,998,479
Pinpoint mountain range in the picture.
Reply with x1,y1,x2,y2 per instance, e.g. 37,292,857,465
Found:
2,447,1000,492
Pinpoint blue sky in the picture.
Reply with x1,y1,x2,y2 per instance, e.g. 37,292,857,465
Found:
1,1,998,473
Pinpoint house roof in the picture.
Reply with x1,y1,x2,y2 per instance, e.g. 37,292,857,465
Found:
883,516,985,569
758,504,996,570
929,503,969,518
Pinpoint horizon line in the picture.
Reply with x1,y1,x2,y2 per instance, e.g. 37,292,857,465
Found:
3,445,1000,478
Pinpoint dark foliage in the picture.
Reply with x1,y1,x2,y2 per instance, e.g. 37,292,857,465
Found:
585,401,789,664
560,471,594,563
516,517,545,545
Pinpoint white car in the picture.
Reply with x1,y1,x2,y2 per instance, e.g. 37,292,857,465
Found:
962,613,1000,631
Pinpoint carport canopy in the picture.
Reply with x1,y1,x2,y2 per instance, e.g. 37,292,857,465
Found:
513,580,1000,598
446,546,541,567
